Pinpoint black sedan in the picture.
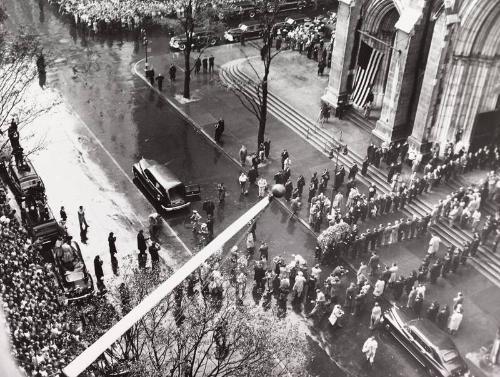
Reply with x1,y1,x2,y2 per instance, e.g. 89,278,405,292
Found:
169,30,219,51
383,306,471,377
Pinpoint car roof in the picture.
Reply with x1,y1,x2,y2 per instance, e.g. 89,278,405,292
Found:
9,157,40,182
145,163,183,190
240,20,261,27
408,318,457,351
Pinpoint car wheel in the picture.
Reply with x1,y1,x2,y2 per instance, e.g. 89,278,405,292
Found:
210,38,217,46
249,11,256,18
179,44,186,51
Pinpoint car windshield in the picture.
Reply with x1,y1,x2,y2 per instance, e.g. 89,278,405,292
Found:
441,350,459,363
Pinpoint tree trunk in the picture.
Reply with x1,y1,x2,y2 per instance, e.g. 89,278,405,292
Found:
258,78,268,148
183,47,191,99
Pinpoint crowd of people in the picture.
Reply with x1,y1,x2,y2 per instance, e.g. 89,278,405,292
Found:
47,0,176,33
0,184,83,377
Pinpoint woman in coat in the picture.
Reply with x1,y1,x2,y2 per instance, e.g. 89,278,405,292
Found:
93,255,105,293
108,232,117,256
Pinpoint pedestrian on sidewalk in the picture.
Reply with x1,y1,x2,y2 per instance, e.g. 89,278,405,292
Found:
145,64,155,86
206,214,214,239
428,233,441,257
290,196,301,218
239,145,247,166
169,64,176,81
209,54,215,73
362,336,378,366
60,206,67,222
264,139,271,159
202,56,208,73
239,171,248,195
155,73,164,91
194,57,201,74
108,232,117,257
258,177,268,198
436,305,450,329
149,241,160,270
77,205,89,231
217,183,226,203
296,175,305,196
369,302,382,329
214,118,224,143
137,229,148,254
94,255,106,293
280,149,289,170
202,199,215,217
448,305,463,335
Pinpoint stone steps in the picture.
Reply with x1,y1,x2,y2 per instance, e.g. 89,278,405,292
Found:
220,61,500,287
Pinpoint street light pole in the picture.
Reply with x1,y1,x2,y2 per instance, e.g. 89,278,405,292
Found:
62,186,285,377
141,28,149,63
330,130,345,209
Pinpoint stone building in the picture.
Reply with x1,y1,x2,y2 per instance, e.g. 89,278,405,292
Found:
322,0,500,155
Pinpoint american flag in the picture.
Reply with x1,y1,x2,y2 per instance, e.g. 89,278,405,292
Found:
351,41,384,107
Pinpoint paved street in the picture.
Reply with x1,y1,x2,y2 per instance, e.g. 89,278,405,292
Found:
2,1,498,377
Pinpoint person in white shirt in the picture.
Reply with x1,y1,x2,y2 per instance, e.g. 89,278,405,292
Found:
428,234,441,256
257,177,268,198
369,302,382,329
362,336,378,365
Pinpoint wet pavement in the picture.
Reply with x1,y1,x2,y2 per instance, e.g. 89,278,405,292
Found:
2,1,492,377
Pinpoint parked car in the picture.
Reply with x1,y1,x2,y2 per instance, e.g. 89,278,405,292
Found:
224,21,264,42
275,0,309,12
52,240,94,301
133,158,201,212
20,198,61,248
3,156,45,201
218,1,260,20
169,30,219,51
383,307,471,377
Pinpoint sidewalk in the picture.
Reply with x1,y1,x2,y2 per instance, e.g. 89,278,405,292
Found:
134,50,498,376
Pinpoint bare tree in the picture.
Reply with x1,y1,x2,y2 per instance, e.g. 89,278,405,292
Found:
172,0,223,99
222,0,284,149
0,9,55,159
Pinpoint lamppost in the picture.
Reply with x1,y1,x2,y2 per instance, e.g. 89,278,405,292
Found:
62,185,286,377
140,28,149,63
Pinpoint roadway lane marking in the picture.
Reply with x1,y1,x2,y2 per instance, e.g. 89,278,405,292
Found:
64,102,192,256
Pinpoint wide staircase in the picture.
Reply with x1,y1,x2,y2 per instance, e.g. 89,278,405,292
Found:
220,60,500,287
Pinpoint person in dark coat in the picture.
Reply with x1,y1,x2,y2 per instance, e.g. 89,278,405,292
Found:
413,294,424,318
214,118,224,143
206,214,214,239
202,56,208,72
429,260,441,284
208,55,215,73
108,232,117,256
392,276,404,301
202,200,215,217
450,250,461,273
387,163,396,183
296,175,306,196
94,256,106,293
263,139,271,158
194,57,201,74
138,250,148,269
441,254,452,277
137,230,147,253
335,166,346,190
436,305,450,329
155,73,164,91
284,179,293,201
169,64,176,81
149,242,160,270
348,163,359,181
426,301,440,322
280,149,289,170
361,157,369,176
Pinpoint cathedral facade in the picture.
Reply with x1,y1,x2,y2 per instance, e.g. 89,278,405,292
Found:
323,0,500,154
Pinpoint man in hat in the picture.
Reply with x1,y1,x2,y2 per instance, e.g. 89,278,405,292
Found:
155,73,164,91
